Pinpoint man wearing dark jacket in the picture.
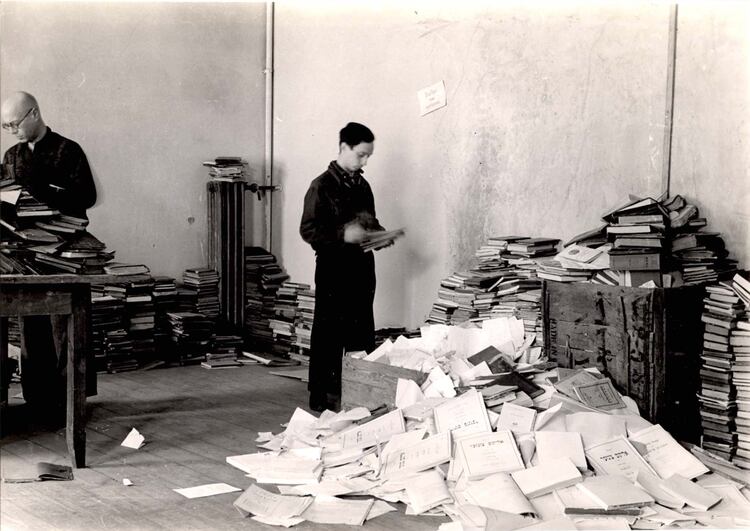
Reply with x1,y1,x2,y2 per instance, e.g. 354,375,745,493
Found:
1,91,96,415
300,122,384,412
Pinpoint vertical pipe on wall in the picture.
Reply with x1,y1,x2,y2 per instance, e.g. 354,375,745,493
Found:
264,1,275,252
661,4,679,198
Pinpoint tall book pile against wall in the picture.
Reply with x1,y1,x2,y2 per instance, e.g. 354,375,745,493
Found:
268,281,311,358
152,276,179,361
244,247,289,351
103,329,137,373
699,281,741,460
292,285,315,361
729,274,750,469
123,275,156,363
182,268,220,319
90,284,126,372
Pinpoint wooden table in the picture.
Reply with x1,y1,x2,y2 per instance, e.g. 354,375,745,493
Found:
0,273,140,468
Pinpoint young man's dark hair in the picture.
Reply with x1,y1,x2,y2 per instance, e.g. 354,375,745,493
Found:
339,122,374,148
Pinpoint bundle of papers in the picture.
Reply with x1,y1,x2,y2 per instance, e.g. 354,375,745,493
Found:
224,364,750,529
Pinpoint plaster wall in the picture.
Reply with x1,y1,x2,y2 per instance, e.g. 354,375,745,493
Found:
670,4,750,267
274,4,678,328
0,2,268,278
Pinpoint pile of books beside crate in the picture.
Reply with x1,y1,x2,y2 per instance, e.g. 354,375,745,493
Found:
699,273,750,469
426,235,554,350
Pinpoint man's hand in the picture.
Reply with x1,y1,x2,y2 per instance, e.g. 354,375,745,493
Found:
343,222,367,244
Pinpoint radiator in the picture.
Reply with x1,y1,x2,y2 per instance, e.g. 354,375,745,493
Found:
207,181,245,329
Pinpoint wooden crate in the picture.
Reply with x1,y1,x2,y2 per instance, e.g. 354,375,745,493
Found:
543,281,704,442
341,356,427,411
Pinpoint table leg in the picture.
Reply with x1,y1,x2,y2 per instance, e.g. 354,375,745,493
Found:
67,289,88,468
1,316,7,406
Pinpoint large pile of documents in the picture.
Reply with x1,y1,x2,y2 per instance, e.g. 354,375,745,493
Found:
224,358,750,529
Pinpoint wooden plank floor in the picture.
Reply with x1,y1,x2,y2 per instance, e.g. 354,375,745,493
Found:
1,364,447,530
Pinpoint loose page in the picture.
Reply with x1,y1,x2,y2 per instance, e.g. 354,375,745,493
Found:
584,436,657,482
511,457,582,498
338,409,405,450
433,388,492,440
535,431,587,470
628,424,709,480
299,495,375,526
457,430,525,480
463,472,536,515
121,428,145,449
404,469,452,514
233,484,312,519
495,403,537,433
634,470,685,509
565,413,628,449
661,474,722,511
381,431,452,478
173,483,241,499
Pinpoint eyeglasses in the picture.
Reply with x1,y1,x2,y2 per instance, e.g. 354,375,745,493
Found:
1,107,34,133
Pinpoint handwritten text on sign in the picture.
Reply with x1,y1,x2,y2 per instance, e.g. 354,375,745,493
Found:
417,81,447,116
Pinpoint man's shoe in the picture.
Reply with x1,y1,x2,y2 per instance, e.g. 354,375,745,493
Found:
309,394,327,413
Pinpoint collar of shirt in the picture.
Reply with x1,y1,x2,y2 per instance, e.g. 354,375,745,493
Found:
27,126,52,152
328,160,363,188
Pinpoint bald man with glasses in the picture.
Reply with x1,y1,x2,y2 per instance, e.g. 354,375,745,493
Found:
1,91,96,419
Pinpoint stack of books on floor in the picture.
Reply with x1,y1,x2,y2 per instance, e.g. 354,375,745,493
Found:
152,276,179,361
103,329,137,373
729,274,750,469
90,284,126,372
269,281,310,358
202,157,247,182
202,334,244,369
699,280,741,461
426,236,548,349
182,267,220,319
244,247,289,351
292,285,315,361
166,312,215,364
123,275,156,364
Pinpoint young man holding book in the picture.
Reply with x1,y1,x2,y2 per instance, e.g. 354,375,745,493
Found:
1,91,97,418
300,122,389,412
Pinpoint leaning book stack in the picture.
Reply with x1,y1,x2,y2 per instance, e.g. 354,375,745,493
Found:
730,274,750,469
699,279,743,460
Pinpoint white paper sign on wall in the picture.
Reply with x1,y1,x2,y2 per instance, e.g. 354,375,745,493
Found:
417,80,447,116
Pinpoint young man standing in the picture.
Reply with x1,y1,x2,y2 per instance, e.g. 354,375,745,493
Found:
300,122,385,412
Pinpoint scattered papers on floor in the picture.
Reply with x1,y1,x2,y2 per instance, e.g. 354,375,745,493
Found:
174,483,242,499
220,363,750,529
121,428,146,449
